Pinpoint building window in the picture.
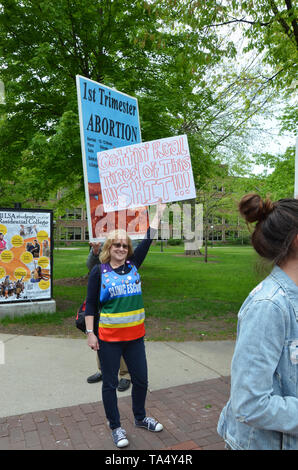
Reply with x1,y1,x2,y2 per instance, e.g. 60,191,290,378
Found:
61,208,82,220
225,230,239,240
68,227,82,240
59,227,82,241
215,230,222,241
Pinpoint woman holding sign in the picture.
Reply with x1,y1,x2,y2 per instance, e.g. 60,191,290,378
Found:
218,194,298,450
85,202,166,448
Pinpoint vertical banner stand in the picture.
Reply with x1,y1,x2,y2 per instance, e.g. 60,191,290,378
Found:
0,208,56,319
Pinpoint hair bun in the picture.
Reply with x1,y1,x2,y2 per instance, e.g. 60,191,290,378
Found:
239,193,274,223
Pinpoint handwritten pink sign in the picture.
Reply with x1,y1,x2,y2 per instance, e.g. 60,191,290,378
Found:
97,135,196,212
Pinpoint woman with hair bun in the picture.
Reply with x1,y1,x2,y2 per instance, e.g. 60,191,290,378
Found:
218,193,298,450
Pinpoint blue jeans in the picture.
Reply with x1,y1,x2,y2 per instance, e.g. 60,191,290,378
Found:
98,337,148,429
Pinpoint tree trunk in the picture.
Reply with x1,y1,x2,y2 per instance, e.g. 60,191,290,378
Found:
184,237,203,256
184,248,202,256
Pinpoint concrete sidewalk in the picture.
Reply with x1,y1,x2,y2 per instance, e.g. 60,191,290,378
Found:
0,334,234,450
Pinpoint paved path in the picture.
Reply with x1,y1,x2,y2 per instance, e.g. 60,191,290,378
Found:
0,334,233,450
0,377,230,450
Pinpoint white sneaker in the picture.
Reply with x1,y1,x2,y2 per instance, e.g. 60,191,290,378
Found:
135,417,163,432
111,427,129,448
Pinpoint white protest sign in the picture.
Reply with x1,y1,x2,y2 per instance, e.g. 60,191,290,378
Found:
97,134,196,212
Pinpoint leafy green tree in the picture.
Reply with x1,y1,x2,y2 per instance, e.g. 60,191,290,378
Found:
255,146,295,199
194,162,265,260
206,0,297,192
208,0,298,162
2,0,295,216
0,0,238,211
212,0,297,91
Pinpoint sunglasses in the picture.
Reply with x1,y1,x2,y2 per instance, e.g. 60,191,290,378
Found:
112,242,129,250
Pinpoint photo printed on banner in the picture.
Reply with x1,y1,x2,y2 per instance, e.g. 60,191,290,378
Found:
0,209,52,303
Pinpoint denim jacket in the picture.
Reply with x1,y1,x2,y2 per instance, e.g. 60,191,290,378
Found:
217,265,298,450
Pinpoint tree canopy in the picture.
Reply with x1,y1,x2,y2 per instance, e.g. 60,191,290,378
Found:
254,145,295,199
0,0,233,209
0,0,297,211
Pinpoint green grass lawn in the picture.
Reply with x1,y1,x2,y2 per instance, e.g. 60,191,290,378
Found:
0,243,268,341
141,245,265,319
52,244,264,318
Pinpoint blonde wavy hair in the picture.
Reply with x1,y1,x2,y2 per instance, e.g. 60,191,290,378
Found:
99,229,134,264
